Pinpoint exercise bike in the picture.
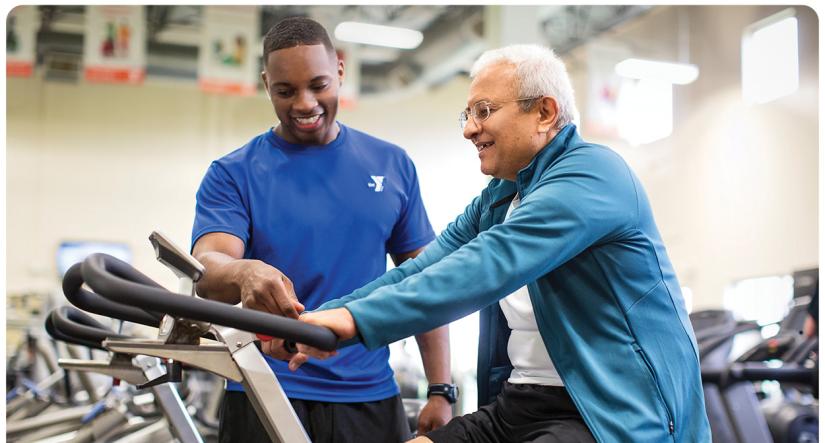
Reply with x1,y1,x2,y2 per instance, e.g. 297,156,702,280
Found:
60,231,338,442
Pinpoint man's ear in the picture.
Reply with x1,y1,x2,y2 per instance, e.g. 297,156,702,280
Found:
537,96,559,133
261,71,269,96
337,58,345,86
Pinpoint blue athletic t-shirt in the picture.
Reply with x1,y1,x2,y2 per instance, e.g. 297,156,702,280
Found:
191,123,435,402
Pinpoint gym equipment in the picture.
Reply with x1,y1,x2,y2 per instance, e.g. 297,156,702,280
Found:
45,304,204,443
62,230,338,443
692,306,818,443
5,328,104,442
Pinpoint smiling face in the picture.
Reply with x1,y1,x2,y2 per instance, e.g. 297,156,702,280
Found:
262,44,344,145
462,62,554,181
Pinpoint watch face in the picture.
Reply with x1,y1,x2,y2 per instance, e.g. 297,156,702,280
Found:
428,384,458,403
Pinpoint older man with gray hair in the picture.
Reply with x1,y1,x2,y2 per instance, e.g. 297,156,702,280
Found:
293,44,711,443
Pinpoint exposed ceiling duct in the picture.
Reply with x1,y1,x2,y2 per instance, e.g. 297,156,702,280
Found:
28,5,653,94
360,6,485,97
540,5,654,54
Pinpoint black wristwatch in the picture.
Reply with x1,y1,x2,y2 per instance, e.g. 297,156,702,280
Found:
427,383,459,404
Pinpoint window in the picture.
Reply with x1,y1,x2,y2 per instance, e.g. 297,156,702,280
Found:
616,78,673,145
613,58,697,146
723,274,794,338
742,8,799,104
56,241,132,277
681,286,694,313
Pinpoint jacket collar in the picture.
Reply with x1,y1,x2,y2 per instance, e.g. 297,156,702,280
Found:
516,123,579,196
486,123,579,206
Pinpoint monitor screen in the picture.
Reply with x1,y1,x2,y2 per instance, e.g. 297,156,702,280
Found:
56,241,132,277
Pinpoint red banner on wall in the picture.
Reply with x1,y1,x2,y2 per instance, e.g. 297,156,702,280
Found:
197,6,260,96
83,5,146,84
6,6,38,78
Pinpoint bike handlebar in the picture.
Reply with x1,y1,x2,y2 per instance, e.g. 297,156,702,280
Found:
702,362,817,387
81,253,339,351
62,263,164,327
46,306,127,350
45,312,99,350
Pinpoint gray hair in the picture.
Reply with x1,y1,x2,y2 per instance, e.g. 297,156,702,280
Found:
470,44,578,129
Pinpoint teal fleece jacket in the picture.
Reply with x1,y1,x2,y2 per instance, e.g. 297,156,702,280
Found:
319,124,711,442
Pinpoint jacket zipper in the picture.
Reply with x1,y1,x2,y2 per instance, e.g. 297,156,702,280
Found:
633,342,675,435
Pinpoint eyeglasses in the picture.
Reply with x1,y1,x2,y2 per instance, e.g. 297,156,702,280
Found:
459,97,541,130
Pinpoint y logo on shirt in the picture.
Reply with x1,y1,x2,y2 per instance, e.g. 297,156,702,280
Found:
368,176,385,192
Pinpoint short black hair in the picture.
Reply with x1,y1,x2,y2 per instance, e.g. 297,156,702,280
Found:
263,17,336,63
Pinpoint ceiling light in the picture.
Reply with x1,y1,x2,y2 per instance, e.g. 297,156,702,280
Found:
614,58,699,85
334,22,423,50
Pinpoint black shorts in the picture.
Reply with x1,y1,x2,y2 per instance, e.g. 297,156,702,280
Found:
426,382,595,443
219,390,411,443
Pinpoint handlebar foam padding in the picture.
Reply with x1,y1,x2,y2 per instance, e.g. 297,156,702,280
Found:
63,263,164,327
82,253,338,351
46,310,106,350
49,306,129,348
702,362,816,386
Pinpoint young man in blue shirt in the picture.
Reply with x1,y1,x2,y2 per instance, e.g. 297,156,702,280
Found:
293,44,712,442
191,17,453,443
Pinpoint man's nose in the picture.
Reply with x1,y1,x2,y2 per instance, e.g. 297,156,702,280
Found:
463,117,480,140
294,90,318,112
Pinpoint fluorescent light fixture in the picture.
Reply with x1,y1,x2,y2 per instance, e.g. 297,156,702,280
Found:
334,22,423,50
614,58,699,85
742,9,799,104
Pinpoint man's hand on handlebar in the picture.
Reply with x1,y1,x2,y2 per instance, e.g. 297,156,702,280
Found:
261,337,297,360
239,261,304,319
286,308,356,371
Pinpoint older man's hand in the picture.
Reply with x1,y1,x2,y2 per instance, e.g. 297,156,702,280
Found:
287,308,356,371
260,337,296,360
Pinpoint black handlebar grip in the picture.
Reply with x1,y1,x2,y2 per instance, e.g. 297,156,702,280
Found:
62,263,163,327
82,253,339,351
46,310,106,350
702,362,816,386
50,306,129,348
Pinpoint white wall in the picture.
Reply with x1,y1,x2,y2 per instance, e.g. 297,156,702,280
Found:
566,5,819,309
6,74,483,293
6,5,818,312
